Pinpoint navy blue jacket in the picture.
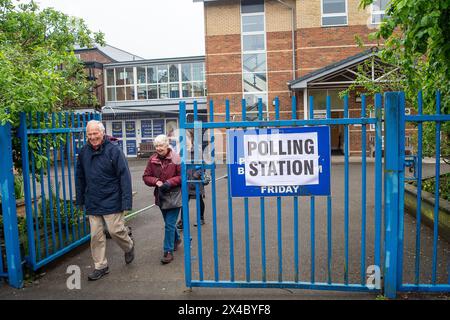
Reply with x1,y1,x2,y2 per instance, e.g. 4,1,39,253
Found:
76,138,132,215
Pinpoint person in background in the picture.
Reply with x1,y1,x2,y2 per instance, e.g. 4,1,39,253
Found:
177,130,206,230
76,120,135,281
142,134,182,264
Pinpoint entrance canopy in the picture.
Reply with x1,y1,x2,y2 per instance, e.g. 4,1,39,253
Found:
289,47,399,91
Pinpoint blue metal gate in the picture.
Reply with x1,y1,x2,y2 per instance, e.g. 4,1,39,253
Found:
179,94,384,293
18,111,100,271
384,91,450,298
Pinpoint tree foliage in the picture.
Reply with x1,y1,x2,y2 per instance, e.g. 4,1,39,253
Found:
0,0,104,174
0,0,104,125
358,0,449,161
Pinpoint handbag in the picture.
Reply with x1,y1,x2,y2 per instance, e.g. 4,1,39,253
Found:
158,186,182,210
202,171,211,186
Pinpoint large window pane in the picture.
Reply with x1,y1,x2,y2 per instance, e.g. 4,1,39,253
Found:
137,85,147,100
242,14,264,32
116,87,125,101
309,89,344,110
106,69,115,86
192,82,205,97
192,63,204,81
243,73,266,92
125,67,134,85
373,0,388,11
147,66,157,83
243,53,266,73
169,84,180,98
182,64,191,81
322,15,347,26
115,68,125,86
157,65,168,83
241,0,264,14
182,83,192,97
323,0,346,14
169,64,179,82
107,87,116,101
243,34,265,51
159,84,168,99
148,85,157,99
125,86,135,100
137,67,146,84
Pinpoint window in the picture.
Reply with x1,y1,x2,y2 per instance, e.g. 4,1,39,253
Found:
371,0,389,24
241,0,268,119
309,89,344,111
105,63,205,102
322,0,347,26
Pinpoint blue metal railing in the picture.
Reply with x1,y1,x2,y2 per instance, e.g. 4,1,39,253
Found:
394,91,450,295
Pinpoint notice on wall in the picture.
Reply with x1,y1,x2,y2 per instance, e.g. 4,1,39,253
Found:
125,121,136,138
141,120,152,138
227,127,331,197
112,122,123,138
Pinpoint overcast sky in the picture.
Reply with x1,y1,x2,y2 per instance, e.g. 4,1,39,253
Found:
34,0,205,60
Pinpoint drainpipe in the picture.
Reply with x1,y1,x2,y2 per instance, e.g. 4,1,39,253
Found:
275,0,296,79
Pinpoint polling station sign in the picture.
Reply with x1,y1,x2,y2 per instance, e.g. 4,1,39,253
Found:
227,127,331,197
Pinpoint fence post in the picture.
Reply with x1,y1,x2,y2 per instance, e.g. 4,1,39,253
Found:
0,122,24,288
383,92,401,299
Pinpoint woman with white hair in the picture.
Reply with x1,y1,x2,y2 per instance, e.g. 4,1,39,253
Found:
142,134,182,264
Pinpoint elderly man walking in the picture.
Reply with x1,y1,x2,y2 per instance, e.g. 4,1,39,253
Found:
76,120,135,281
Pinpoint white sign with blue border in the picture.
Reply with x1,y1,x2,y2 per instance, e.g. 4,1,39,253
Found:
227,127,331,197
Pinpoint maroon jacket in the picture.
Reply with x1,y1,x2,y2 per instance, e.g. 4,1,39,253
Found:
142,149,181,206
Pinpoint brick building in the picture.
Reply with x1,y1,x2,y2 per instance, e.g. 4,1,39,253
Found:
195,0,393,155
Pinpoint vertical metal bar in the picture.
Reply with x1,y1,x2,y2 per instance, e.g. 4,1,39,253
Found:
0,120,24,288
52,113,63,249
291,95,297,120
44,113,56,253
361,95,367,285
384,92,401,299
260,197,266,282
81,113,87,236
397,92,406,287
309,95,315,283
227,134,235,282
66,113,76,242
258,98,266,282
179,101,192,287
242,99,250,282
292,96,299,282
274,97,283,282
326,95,332,284
37,113,49,256
58,113,69,244
29,113,41,262
193,103,204,281
344,95,349,285
209,100,219,282
432,91,441,285
19,112,37,268
374,93,382,269
414,91,423,285
72,113,80,239
225,99,230,122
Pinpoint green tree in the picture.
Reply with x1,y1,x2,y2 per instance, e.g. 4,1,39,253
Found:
0,0,104,171
358,0,449,161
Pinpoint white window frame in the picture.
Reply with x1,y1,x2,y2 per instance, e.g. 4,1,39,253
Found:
321,0,348,27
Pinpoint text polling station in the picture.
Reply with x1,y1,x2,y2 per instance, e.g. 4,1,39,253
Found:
227,127,331,197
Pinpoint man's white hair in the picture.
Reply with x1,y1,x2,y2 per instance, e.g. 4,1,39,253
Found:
86,120,105,133
153,134,170,147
